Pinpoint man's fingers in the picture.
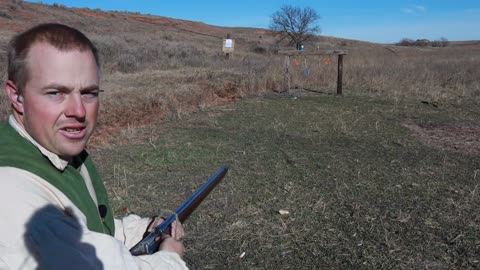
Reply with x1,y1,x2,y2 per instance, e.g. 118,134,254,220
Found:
170,221,176,238
148,216,185,240
148,216,165,232
170,221,185,240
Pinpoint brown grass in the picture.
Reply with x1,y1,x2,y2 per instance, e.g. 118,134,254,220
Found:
0,1,480,148
402,120,480,156
0,1,479,139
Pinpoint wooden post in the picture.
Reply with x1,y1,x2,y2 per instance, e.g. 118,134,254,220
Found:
222,34,234,59
337,54,344,96
278,49,347,95
225,33,230,60
284,55,290,92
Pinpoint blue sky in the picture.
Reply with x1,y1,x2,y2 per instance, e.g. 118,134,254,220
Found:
26,0,480,43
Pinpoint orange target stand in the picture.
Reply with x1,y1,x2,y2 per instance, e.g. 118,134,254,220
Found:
280,49,348,95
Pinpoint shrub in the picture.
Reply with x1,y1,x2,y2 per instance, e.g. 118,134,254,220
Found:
433,37,449,47
414,39,430,47
116,53,139,73
397,38,415,46
0,11,12,19
252,45,267,54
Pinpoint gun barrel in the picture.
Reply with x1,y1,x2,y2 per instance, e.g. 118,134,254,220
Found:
175,166,228,222
130,166,229,255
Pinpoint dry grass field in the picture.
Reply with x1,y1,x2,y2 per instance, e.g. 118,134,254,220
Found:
1,0,478,135
0,1,479,269
92,94,479,269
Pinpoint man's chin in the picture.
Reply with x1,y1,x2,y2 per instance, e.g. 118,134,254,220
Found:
57,143,87,159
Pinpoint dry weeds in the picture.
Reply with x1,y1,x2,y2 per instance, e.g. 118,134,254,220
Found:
0,2,479,138
402,120,480,156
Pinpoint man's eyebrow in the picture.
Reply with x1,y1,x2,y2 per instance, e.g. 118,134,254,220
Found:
80,85,101,92
41,83,72,92
41,84,100,92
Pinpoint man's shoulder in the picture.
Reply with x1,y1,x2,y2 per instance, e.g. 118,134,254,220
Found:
0,120,26,151
0,120,45,163
0,167,61,209
0,125,60,188
0,166,47,189
0,120,15,140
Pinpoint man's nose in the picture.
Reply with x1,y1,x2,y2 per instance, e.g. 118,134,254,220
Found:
64,93,86,119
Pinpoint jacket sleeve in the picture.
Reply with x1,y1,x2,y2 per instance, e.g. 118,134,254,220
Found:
0,167,188,270
114,214,153,249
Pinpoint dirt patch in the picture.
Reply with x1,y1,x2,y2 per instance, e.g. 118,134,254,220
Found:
128,15,177,26
73,9,112,19
402,120,480,155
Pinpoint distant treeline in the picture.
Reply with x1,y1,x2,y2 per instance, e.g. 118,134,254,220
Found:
397,37,449,47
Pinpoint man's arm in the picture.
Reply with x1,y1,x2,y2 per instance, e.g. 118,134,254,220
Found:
0,167,188,270
114,215,155,249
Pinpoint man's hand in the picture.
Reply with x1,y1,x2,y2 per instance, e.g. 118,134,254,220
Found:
148,217,185,257
159,235,185,257
148,217,185,240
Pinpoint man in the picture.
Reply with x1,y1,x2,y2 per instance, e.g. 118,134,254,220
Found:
0,23,188,269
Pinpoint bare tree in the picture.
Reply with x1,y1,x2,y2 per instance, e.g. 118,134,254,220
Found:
270,5,321,50
440,37,449,47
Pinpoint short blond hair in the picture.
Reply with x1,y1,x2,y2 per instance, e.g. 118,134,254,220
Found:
7,23,100,94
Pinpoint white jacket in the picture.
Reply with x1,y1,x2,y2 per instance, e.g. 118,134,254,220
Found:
0,116,188,270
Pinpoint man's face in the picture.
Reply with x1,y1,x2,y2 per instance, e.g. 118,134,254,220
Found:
17,43,100,159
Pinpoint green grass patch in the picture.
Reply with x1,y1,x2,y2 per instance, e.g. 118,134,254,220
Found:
94,94,480,269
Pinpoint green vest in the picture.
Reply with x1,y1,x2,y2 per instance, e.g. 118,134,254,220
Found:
0,122,114,236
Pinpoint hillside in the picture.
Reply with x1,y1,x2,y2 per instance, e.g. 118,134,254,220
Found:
0,0,369,140
0,0,479,145
0,0,271,48
0,0,384,51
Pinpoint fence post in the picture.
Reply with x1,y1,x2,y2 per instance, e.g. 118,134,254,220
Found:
284,55,290,92
337,54,344,96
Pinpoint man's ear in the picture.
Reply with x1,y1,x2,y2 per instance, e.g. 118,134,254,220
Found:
5,80,24,114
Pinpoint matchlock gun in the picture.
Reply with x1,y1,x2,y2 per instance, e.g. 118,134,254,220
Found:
130,166,229,256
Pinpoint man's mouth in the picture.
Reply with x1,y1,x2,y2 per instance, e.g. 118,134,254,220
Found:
65,128,82,134
60,126,87,139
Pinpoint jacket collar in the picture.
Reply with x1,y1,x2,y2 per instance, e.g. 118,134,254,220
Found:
8,115,69,171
